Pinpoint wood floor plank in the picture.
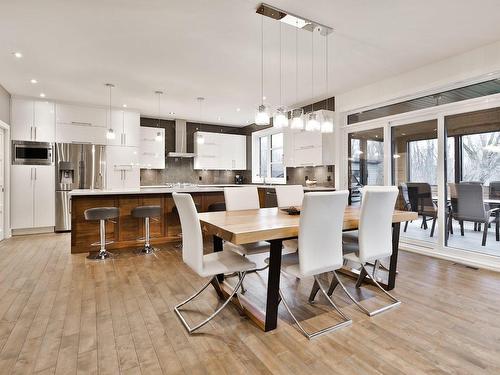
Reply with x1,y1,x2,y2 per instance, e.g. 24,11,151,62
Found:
1,233,500,374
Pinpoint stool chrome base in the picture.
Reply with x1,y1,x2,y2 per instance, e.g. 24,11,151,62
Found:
138,244,157,254
87,249,113,260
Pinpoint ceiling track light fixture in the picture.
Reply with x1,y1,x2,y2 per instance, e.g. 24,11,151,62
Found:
155,90,164,142
255,14,270,126
256,3,333,36
273,21,288,129
105,83,116,140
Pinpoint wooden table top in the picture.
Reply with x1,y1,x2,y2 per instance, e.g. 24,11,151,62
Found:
199,206,418,245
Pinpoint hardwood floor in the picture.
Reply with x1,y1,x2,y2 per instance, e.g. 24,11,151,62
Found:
1,233,500,374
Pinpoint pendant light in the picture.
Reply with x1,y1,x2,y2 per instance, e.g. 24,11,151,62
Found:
105,83,116,140
155,90,163,142
255,14,270,125
196,97,205,144
273,22,288,129
290,21,304,130
321,32,334,133
306,28,320,132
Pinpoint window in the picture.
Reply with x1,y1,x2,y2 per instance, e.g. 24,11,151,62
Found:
407,137,455,185
461,131,500,185
252,129,286,183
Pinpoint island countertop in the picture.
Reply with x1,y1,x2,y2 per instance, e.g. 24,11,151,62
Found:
69,184,335,196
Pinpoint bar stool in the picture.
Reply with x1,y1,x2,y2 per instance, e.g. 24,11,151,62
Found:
84,207,120,260
132,205,161,254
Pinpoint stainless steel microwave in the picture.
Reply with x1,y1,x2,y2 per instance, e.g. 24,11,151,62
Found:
12,140,54,165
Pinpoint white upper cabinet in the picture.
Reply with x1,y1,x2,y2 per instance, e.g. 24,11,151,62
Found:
55,103,107,144
123,111,140,147
56,103,107,127
284,128,335,167
107,110,140,147
11,98,55,142
194,131,246,170
139,127,165,169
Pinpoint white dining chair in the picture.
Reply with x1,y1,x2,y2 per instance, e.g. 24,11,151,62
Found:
275,185,305,254
275,185,305,208
279,191,352,339
172,192,256,333
331,186,401,317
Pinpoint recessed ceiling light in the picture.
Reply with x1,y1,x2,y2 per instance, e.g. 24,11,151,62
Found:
13,52,23,58
30,79,37,84
236,108,241,112
262,96,266,101
122,104,127,108
169,111,175,115
217,116,222,121
39,93,46,98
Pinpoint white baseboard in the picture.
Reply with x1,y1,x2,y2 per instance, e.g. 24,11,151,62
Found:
400,242,500,272
12,227,55,236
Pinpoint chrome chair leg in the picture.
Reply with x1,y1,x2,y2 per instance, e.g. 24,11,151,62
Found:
237,271,246,294
174,272,246,334
333,267,401,317
280,275,351,339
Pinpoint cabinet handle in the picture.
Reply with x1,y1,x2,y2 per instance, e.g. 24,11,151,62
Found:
34,127,37,140
30,167,33,180
34,168,37,180
123,133,126,145
30,126,33,140
300,145,315,150
71,121,92,126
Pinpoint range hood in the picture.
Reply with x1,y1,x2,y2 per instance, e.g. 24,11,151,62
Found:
167,119,196,158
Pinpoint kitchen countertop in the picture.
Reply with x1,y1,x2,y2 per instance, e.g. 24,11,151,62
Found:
68,184,335,196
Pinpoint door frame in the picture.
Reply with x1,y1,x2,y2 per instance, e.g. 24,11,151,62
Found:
0,119,11,240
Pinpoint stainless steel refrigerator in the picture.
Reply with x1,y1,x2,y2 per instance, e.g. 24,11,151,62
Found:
55,143,105,231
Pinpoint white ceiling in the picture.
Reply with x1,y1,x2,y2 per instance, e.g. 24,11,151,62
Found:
1,0,500,126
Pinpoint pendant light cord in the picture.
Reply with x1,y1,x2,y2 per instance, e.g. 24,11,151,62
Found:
311,27,314,112
325,32,329,111
157,92,161,128
295,21,298,106
279,21,282,108
261,14,264,106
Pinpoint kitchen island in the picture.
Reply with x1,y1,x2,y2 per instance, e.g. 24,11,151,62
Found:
69,184,335,254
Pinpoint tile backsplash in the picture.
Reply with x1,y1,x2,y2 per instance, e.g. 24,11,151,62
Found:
286,165,335,187
140,157,248,185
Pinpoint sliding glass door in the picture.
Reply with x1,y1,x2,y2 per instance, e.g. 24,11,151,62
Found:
347,127,384,205
444,108,500,256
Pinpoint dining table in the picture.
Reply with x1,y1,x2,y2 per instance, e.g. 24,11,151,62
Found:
198,206,417,332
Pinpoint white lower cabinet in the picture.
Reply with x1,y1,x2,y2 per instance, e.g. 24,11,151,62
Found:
11,165,55,229
106,146,140,190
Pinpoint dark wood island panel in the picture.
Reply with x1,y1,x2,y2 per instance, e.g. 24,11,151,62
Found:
70,191,225,254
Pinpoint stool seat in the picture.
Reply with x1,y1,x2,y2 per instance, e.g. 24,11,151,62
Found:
132,205,161,219
84,206,119,260
84,207,119,221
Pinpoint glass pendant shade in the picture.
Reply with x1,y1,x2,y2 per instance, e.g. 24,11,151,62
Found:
273,108,288,128
255,104,270,126
305,112,321,132
290,108,304,129
197,133,205,144
106,128,115,140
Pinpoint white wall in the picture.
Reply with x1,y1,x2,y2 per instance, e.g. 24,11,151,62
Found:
0,84,10,124
335,39,500,114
